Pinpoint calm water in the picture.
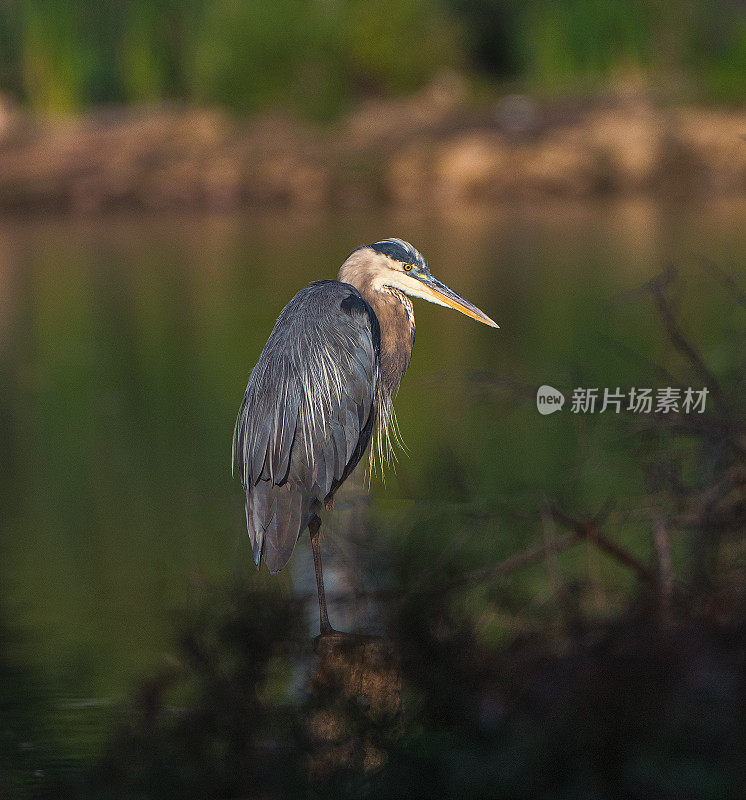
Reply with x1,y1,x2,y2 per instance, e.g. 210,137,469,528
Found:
1,200,745,760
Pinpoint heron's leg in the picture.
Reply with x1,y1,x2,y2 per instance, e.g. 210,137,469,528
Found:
309,514,335,635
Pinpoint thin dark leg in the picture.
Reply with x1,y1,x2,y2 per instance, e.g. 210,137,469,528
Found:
309,514,335,635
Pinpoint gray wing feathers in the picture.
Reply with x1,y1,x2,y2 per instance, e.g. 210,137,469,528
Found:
234,281,378,573
262,486,306,574
240,358,299,483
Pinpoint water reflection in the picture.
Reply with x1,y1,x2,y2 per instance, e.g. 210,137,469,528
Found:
1,202,746,795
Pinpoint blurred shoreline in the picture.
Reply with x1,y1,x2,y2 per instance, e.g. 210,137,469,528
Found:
0,83,744,216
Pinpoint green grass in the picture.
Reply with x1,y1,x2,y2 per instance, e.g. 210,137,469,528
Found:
0,0,743,116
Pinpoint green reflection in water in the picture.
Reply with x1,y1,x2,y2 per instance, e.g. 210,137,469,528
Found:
1,201,744,763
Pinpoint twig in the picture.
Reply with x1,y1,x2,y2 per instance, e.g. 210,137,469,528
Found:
698,256,746,307
594,330,682,388
541,500,569,603
649,268,731,419
549,503,655,584
585,523,607,610
427,533,580,596
653,509,674,617
296,501,656,609
296,533,580,606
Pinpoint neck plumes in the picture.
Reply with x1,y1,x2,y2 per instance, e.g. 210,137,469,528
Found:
338,253,415,397
338,252,415,470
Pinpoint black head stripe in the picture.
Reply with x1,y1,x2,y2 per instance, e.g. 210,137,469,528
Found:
368,238,428,270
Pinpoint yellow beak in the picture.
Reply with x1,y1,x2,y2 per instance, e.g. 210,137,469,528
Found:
421,277,500,328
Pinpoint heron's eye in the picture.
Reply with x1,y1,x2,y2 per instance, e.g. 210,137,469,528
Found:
403,264,413,272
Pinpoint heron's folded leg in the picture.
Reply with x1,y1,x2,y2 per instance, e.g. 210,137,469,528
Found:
309,514,335,635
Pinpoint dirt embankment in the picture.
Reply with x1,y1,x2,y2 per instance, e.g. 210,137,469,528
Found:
0,83,743,214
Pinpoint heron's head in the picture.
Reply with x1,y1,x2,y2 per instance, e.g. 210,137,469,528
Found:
339,238,499,328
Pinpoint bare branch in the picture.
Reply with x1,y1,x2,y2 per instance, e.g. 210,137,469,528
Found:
549,504,656,584
649,268,731,419
653,510,674,617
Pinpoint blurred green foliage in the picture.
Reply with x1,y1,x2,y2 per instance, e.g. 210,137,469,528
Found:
0,0,743,116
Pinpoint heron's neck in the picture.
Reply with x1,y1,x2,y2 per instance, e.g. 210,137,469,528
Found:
339,267,415,395
366,285,415,394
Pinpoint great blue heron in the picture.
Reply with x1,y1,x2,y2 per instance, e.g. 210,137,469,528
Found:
234,239,498,634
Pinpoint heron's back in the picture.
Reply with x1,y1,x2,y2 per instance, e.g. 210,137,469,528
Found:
234,281,380,573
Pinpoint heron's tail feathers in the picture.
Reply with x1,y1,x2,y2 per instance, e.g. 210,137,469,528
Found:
246,482,309,574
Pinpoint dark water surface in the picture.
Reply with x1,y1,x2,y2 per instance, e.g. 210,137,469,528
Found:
1,200,745,770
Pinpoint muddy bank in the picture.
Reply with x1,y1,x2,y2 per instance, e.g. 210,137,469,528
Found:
0,85,743,214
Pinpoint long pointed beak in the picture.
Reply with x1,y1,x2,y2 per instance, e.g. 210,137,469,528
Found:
420,276,500,328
